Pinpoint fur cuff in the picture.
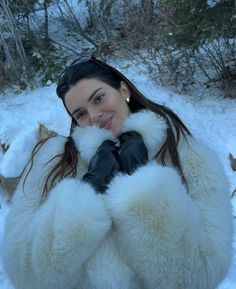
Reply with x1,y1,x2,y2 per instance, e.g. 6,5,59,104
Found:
106,161,194,237
122,110,167,159
72,125,117,163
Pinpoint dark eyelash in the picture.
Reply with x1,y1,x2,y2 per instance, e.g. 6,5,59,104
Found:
76,111,85,119
95,94,104,102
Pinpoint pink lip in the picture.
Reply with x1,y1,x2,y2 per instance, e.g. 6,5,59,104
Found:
99,117,112,130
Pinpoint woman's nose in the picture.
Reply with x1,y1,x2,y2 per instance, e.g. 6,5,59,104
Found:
89,110,103,124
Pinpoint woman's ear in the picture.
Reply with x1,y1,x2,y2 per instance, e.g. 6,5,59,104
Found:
120,81,131,102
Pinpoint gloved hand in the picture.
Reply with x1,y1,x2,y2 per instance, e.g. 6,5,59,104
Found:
118,131,148,175
82,140,121,193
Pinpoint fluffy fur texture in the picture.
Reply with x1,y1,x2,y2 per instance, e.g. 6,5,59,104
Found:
73,125,116,163
3,110,233,289
122,110,167,159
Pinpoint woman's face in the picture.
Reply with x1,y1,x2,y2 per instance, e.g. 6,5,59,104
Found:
64,78,131,136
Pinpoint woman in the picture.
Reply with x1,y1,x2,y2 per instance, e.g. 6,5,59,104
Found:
3,56,233,289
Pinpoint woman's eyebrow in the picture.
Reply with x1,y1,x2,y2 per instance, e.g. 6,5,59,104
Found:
72,107,82,117
87,87,103,102
72,87,103,116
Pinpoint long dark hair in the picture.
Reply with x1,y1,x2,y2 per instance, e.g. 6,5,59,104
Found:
24,56,191,203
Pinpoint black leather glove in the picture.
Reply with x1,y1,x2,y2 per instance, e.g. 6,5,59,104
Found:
82,140,121,193
118,131,148,175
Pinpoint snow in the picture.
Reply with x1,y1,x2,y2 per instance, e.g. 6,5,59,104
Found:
0,61,235,288
228,137,236,158
207,0,220,8
0,85,70,178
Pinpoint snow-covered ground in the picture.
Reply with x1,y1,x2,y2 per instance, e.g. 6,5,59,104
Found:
0,62,235,288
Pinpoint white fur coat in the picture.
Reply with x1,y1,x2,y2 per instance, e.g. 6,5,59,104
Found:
3,110,233,289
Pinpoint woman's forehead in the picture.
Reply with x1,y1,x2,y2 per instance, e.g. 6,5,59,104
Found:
64,79,108,109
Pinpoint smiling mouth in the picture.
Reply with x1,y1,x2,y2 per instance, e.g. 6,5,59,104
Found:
99,117,112,130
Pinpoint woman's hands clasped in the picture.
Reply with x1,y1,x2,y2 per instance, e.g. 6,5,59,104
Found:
83,131,148,194
118,131,148,175
82,140,121,193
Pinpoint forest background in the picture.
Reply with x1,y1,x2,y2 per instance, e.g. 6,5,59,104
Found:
0,0,236,98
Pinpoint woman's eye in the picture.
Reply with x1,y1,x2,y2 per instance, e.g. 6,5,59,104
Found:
94,94,104,104
76,111,87,120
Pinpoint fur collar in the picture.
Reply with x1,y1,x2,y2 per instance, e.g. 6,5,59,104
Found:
72,109,167,162
121,109,167,159
72,125,116,163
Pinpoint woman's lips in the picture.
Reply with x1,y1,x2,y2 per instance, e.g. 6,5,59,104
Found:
99,117,112,130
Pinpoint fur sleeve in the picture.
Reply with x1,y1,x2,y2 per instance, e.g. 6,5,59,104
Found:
179,137,233,279
106,152,233,289
3,136,111,289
